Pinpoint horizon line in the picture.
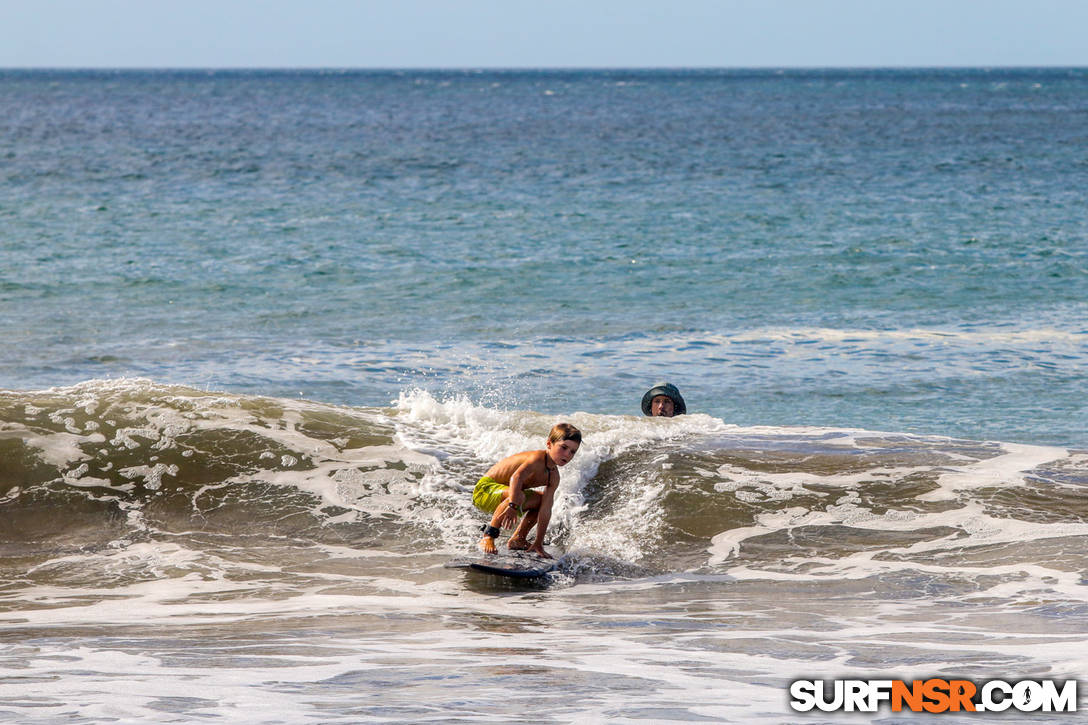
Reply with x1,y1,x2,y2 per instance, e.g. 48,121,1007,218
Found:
3,64,1087,72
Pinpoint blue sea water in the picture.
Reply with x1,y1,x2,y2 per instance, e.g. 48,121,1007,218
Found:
2,68,1085,445
2,69,1088,723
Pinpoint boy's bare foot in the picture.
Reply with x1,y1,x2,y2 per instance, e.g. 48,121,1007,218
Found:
507,536,529,551
479,536,497,554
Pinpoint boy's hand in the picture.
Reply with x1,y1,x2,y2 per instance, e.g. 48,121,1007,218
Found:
499,504,519,529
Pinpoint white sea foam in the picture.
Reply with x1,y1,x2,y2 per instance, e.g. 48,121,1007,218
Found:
23,429,103,469
9,566,1083,724
924,440,1070,500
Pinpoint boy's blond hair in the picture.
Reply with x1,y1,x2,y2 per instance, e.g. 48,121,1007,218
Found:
548,422,582,445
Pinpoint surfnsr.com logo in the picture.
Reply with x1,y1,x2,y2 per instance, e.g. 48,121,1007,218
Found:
789,679,1078,713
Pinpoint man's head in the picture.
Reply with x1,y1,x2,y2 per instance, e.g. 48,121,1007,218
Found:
641,383,686,417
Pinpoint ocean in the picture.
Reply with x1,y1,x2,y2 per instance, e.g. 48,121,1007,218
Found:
1,68,1086,722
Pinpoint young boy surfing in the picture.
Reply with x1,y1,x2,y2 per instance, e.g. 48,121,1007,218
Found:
472,423,582,558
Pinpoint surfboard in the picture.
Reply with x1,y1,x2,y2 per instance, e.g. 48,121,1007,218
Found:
444,549,559,578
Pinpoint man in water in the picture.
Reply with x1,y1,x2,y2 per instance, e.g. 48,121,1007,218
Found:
641,382,686,417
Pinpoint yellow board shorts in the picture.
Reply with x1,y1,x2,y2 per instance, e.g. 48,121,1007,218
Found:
472,476,508,514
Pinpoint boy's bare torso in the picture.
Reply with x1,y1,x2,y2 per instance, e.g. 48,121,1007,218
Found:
485,450,554,490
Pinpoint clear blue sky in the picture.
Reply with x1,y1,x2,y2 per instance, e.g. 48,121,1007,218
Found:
2,0,1086,69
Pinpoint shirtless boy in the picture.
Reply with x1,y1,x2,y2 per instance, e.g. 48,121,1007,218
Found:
472,423,582,558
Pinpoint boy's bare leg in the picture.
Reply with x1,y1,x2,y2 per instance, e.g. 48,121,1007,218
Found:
506,511,537,550
506,492,542,550
479,500,517,554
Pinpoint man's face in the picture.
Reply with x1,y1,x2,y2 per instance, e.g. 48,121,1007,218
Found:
651,395,675,417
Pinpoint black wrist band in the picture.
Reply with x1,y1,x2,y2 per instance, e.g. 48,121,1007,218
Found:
480,524,501,538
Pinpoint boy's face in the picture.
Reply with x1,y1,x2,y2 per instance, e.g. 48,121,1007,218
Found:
650,395,675,417
547,439,580,466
